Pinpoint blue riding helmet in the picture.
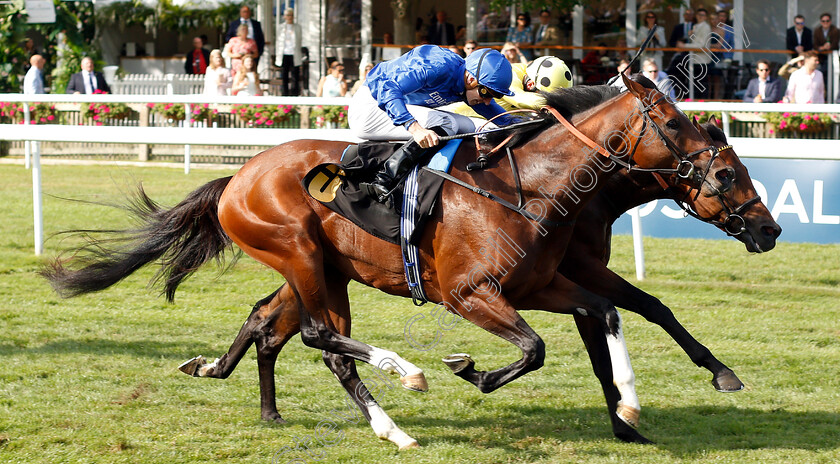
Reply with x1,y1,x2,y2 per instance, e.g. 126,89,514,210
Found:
465,49,515,98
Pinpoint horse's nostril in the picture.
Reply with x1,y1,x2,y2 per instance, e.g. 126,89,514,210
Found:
715,168,734,184
762,225,781,239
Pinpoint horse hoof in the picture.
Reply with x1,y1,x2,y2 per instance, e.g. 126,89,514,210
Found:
615,429,654,445
442,353,474,374
616,402,640,429
712,369,745,392
400,373,428,393
399,440,420,451
262,412,288,424
178,355,206,376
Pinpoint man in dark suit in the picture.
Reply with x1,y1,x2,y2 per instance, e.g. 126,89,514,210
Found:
668,8,694,46
225,5,265,63
427,10,455,46
66,57,110,94
185,36,211,74
786,15,813,57
743,60,785,103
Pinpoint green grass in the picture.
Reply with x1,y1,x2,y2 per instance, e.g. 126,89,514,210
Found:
1,163,839,464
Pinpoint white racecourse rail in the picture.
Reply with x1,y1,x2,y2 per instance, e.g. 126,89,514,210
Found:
1,96,839,280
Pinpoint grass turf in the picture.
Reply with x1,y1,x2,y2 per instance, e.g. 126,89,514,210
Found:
0,163,839,464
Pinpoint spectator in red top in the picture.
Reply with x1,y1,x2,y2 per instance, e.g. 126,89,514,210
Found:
185,36,211,75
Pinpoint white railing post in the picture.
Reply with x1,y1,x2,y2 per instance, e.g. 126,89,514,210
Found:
32,138,43,255
721,110,730,138
184,103,191,174
629,206,645,280
24,102,31,169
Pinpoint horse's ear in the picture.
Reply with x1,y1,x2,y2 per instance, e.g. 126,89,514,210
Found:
622,72,646,99
709,115,718,127
694,117,713,143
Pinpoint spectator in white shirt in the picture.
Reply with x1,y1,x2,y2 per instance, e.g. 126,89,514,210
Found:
275,8,303,96
783,51,825,104
23,55,46,94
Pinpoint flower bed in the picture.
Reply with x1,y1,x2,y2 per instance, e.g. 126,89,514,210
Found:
309,105,349,128
148,103,216,124
0,102,58,124
763,112,834,137
231,104,297,127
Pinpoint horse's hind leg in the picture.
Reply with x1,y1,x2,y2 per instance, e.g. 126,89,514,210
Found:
179,287,282,379
179,284,302,423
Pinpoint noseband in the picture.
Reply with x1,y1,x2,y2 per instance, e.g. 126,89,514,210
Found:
655,145,763,238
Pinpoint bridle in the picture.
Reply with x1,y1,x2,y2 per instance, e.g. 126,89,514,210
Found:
656,145,763,237
546,91,721,195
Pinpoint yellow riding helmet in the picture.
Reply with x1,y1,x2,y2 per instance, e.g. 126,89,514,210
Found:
524,56,572,92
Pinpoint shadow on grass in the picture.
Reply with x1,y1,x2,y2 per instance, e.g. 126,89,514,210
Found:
386,404,840,455
0,338,219,359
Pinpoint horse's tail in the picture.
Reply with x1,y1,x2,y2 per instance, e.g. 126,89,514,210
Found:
41,176,235,302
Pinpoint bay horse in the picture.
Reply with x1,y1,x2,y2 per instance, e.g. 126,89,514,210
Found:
43,76,734,449
172,122,780,445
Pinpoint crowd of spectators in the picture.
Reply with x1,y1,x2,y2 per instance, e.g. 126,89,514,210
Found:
13,4,840,106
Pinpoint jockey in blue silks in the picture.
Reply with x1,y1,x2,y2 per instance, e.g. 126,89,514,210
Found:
348,45,515,202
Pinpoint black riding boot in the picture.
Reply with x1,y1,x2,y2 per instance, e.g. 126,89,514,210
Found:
364,139,434,203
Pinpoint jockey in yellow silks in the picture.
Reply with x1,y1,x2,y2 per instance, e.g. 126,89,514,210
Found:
442,56,573,118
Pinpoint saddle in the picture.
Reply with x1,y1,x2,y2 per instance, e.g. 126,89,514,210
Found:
302,139,462,246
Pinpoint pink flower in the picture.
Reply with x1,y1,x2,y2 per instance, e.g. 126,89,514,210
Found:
92,115,99,120
96,122,103,126
190,118,196,123
769,129,774,134
338,112,345,118
47,115,54,121
103,106,110,113
212,109,218,114
39,117,46,122
203,103,208,108
800,123,807,130
147,103,154,108
254,112,262,117
164,103,172,110
283,108,290,114
779,121,787,129
29,120,35,124
266,120,273,125
782,112,790,118
193,109,201,114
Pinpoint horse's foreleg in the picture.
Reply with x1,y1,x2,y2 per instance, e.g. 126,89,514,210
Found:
517,272,640,430
569,259,743,392
574,313,652,444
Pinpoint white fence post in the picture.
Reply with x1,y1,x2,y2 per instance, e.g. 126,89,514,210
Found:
184,102,191,174
24,102,31,169
721,110,730,139
32,139,43,255
629,206,645,280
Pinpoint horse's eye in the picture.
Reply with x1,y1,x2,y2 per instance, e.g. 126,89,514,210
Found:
666,119,680,130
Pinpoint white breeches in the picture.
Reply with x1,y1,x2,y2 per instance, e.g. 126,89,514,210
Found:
348,85,493,141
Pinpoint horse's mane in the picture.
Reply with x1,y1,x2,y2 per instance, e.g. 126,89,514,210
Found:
702,122,728,143
480,74,659,149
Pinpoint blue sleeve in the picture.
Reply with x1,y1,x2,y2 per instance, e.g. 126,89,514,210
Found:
743,81,756,102
377,67,429,127
765,80,785,104
469,100,515,126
